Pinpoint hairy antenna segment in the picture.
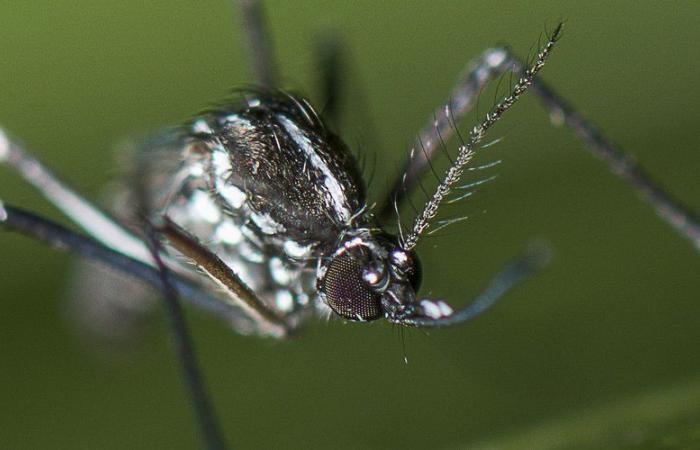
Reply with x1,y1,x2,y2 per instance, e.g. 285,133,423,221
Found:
401,24,563,250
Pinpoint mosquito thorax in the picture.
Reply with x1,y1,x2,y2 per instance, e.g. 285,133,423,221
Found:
317,230,422,322
185,91,365,259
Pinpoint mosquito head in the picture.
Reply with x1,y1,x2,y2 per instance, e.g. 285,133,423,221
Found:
318,229,550,326
317,230,424,322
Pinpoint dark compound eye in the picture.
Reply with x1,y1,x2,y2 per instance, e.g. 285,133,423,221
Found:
321,252,382,321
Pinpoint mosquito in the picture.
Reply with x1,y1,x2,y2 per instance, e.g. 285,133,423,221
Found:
1,1,699,448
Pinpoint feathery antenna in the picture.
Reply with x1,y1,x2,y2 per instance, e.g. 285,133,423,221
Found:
401,23,563,250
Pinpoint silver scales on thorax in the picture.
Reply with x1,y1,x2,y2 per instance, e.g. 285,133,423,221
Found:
130,91,370,332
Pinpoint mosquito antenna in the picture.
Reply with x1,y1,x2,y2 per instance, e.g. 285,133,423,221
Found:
418,136,442,185
416,176,431,202
434,111,455,165
394,200,405,246
448,99,466,148
405,190,419,217
492,71,504,105
401,23,563,251
394,176,407,246
507,62,515,96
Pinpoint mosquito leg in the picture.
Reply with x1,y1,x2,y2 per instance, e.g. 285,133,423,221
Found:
237,0,277,88
314,32,383,193
401,243,550,328
517,62,700,252
142,222,227,450
157,216,290,338
316,33,343,125
4,201,231,447
0,129,153,264
0,201,256,329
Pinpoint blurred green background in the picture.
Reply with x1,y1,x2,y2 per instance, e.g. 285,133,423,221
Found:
2,1,700,449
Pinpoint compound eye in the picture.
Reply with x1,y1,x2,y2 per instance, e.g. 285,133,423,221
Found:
321,253,382,321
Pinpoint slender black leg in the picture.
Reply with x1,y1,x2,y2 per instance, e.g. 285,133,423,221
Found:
379,44,700,252
0,129,156,265
0,126,290,337
143,222,228,450
316,34,343,125
237,0,277,88
314,32,383,194
0,201,256,329
523,73,700,252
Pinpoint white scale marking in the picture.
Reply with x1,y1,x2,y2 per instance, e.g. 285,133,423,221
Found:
275,291,294,312
277,115,351,223
215,220,243,245
269,257,292,285
190,190,221,224
283,240,312,259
